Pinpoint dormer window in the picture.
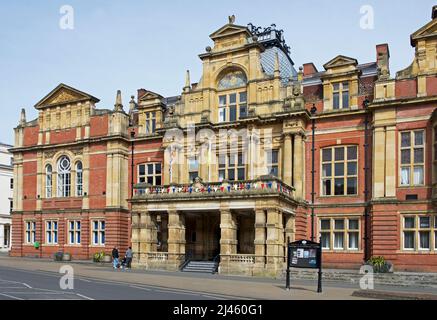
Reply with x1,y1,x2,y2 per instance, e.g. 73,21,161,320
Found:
146,112,156,134
333,82,349,109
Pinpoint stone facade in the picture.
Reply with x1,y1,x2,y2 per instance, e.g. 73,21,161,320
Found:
10,7,437,275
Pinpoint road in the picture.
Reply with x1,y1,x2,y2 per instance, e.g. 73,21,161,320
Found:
0,265,248,300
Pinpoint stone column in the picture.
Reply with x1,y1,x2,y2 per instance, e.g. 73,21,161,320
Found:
373,127,386,198
139,212,157,265
266,208,283,276
282,134,293,186
385,126,396,197
131,212,141,265
284,214,295,244
167,210,185,270
254,209,266,272
293,133,305,200
220,209,237,256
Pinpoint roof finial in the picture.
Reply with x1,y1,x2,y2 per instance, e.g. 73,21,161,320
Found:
433,5,437,20
20,108,26,126
183,70,191,93
274,52,280,77
228,15,236,24
129,95,137,113
114,90,124,112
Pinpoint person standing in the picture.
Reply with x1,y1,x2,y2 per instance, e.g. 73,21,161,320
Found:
112,247,119,270
125,247,133,269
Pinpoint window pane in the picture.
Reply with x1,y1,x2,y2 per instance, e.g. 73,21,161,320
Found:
335,220,345,230
347,178,357,195
101,221,105,230
320,219,331,230
347,162,357,176
219,95,226,106
237,168,245,180
321,233,330,249
239,92,247,103
155,176,162,186
228,169,235,181
147,164,154,175
347,147,357,160
322,164,332,177
322,149,332,162
401,150,411,165
419,232,430,249
404,217,415,229
239,105,247,118
435,216,437,229
419,217,430,229
342,92,349,108
269,166,279,177
238,154,244,166
218,155,226,167
229,94,237,104
155,164,162,174
333,83,340,91
219,108,226,122
414,166,424,185
335,148,344,161
400,167,410,186
342,82,349,90
349,219,359,230
334,233,344,249
271,150,279,164
323,179,331,196
229,105,237,121
333,93,340,109
404,232,415,249
147,177,153,185
414,148,424,163
414,131,424,146
348,233,359,250
401,132,411,148
218,170,226,182
335,163,344,176
334,178,344,195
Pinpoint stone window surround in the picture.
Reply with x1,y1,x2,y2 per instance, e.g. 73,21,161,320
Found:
44,219,58,245
138,162,162,186
24,220,36,245
399,129,426,187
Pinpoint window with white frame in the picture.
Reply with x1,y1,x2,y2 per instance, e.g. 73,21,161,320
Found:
266,150,279,177
68,220,81,245
45,220,58,245
188,157,199,183
57,156,71,197
333,82,349,109
145,112,156,134
218,92,247,123
400,130,425,186
138,163,162,186
218,153,245,182
322,146,358,196
25,221,36,244
92,220,105,246
10,178,13,190
45,165,52,198
76,162,83,197
320,218,360,251
402,215,437,251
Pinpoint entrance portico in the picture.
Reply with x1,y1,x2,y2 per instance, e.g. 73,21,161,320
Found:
130,177,297,277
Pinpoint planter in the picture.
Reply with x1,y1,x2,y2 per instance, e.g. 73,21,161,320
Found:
62,253,72,262
102,255,112,263
54,252,63,262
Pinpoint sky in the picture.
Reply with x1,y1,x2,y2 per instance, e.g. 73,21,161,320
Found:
0,0,435,144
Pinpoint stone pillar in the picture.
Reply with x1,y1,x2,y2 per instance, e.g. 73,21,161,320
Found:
131,212,141,265
282,134,293,186
138,212,157,265
293,133,305,200
167,210,185,270
0,225,4,250
385,126,396,197
254,209,266,269
284,214,295,244
219,209,237,256
266,208,283,276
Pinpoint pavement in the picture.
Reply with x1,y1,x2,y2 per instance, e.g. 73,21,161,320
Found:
0,254,435,300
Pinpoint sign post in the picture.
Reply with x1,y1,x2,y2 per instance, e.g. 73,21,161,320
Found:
286,238,323,294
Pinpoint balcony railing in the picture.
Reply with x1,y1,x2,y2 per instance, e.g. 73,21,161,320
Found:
133,176,295,201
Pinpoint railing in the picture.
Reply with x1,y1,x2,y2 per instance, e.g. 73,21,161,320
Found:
213,254,221,274
179,252,193,270
133,176,295,200
225,254,256,264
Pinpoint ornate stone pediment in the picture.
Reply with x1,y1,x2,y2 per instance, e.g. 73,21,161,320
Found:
209,24,251,40
323,55,358,70
411,16,437,46
138,90,163,102
35,83,99,109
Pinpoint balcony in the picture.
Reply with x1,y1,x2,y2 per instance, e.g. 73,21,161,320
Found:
132,176,295,202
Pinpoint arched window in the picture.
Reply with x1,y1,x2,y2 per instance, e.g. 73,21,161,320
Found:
45,165,52,198
217,70,248,123
76,161,83,197
57,156,71,197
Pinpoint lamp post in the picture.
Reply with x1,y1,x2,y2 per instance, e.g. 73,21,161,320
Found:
310,104,317,242
363,98,371,262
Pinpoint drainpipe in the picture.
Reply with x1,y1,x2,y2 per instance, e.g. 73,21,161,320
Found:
310,104,318,242
363,98,371,262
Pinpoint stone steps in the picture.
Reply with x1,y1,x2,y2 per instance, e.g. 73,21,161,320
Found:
182,261,218,274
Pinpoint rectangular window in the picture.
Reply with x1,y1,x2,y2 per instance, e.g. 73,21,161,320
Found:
400,130,425,186
145,112,157,134
10,178,13,190
138,163,162,186
68,221,81,245
218,153,246,181
320,218,360,251
188,157,199,183
332,82,349,109
45,220,58,245
266,150,279,177
402,215,437,252
25,221,36,244
322,146,358,196
92,220,105,246
218,91,247,122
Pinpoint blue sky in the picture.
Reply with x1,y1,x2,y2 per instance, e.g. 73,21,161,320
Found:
0,0,435,144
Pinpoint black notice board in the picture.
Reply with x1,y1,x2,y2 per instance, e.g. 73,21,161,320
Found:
288,240,321,269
